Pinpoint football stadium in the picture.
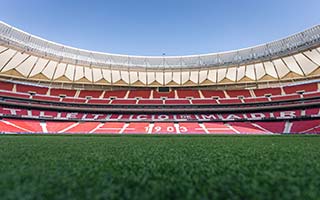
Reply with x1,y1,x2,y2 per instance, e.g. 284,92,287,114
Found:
0,1,320,199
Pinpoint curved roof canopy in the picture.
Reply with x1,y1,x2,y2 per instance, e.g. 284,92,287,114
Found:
0,21,320,87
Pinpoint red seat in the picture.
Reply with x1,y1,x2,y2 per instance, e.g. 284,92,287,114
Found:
226,89,252,98
112,99,137,104
92,122,125,134
290,120,320,134
178,122,206,134
201,90,225,98
46,121,76,133
254,122,286,134
177,90,200,98
219,98,242,104
228,122,268,134
165,99,190,104
66,122,101,134
0,120,31,133
153,90,175,98
50,88,76,97
138,99,163,104
243,97,268,103
16,84,48,95
253,88,282,97
283,83,318,94
4,119,42,132
0,91,30,99
104,90,127,98
203,122,237,134
33,95,60,102
87,99,110,104
78,90,103,98
62,97,86,103
192,99,218,104
128,90,151,98
122,122,150,134
271,94,300,102
0,81,14,91
152,122,176,134
303,92,320,99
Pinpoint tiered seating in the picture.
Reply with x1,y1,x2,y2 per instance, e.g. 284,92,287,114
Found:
112,99,137,104
0,81,320,135
271,94,300,102
151,122,176,134
0,81,319,107
33,95,60,102
177,90,200,98
0,91,30,99
178,122,206,134
253,88,282,97
192,99,218,104
201,90,225,98
66,122,100,134
283,83,318,94
153,90,175,98
92,122,125,134
122,122,150,134
253,122,286,133
165,99,190,104
78,90,103,98
303,92,320,99
50,88,76,97
226,89,251,98
219,98,242,104
16,84,48,95
0,120,30,133
305,108,320,116
0,119,319,134
128,90,151,98
243,97,268,103
228,122,268,134
202,122,236,134
290,120,320,133
104,90,127,98
0,82,14,91
61,97,86,103
5,119,43,132
46,121,76,133
87,99,110,104
138,99,163,104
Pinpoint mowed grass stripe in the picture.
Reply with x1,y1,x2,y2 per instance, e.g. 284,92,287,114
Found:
0,135,319,200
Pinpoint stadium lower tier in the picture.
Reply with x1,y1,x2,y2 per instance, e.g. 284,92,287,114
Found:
0,119,319,134
1,107,320,121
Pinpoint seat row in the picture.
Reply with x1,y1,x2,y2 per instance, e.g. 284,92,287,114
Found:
0,119,319,134
0,87,319,106
1,81,318,99
1,106,319,121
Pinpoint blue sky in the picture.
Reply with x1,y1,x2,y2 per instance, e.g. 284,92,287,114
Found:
1,0,319,56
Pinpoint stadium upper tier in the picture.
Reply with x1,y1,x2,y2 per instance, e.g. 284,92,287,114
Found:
0,21,320,87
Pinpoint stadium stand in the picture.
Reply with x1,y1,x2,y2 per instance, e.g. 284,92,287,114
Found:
50,88,76,97
78,90,103,98
153,90,175,98
103,90,127,98
0,118,319,134
226,89,252,98
253,87,282,97
128,90,151,98
0,22,320,135
177,90,200,98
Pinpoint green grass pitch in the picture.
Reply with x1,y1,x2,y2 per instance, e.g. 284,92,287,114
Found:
0,135,319,200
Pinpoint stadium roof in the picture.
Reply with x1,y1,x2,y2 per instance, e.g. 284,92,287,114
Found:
0,21,320,87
